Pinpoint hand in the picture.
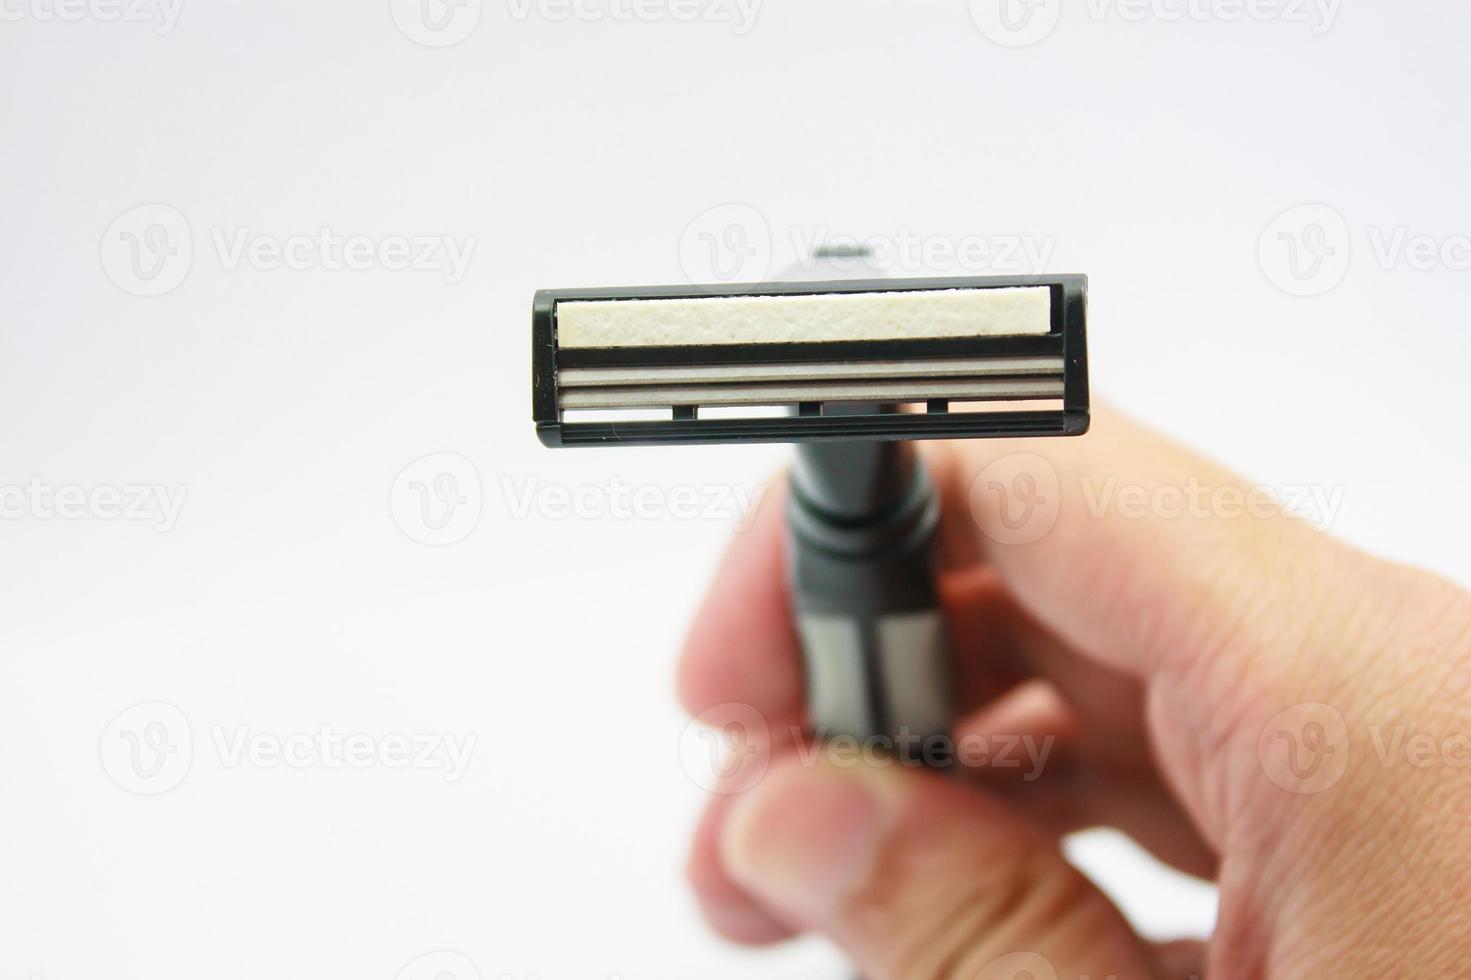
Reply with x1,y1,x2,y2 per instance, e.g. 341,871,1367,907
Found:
677,407,1471,978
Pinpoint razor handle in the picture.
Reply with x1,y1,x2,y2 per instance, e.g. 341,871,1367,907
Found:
787,434,955,769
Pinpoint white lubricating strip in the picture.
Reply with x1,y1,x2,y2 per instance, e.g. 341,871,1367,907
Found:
556,287,1052,349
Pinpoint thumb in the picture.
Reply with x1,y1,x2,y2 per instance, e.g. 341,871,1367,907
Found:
721,754,1167,980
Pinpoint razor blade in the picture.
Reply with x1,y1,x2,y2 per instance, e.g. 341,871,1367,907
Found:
533,275,1088,447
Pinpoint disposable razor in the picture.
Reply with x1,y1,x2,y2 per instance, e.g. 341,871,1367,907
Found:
533,270,1088,766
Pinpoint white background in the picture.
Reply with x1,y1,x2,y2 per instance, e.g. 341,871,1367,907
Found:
3,1,1469,977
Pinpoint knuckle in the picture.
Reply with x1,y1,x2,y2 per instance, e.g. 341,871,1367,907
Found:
865,848,1087,980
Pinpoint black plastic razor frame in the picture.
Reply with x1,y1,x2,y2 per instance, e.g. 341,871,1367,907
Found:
533,273,1089,773
533,275,1089,448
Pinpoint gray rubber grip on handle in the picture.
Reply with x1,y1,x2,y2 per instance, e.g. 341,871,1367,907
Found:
798,610,952,748
787,440,956,766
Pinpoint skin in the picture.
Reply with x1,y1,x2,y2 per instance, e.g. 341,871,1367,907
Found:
677,407,1471,979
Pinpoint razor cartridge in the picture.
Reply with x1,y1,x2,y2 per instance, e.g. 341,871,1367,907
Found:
533,275,1089,447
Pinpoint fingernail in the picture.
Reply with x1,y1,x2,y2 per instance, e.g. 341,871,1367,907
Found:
720,760,896,919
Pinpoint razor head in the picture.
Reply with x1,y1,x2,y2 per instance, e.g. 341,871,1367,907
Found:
533,275,1088,447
